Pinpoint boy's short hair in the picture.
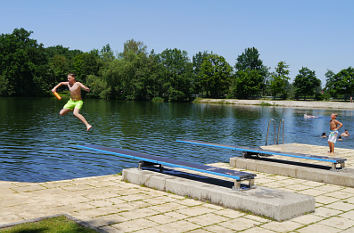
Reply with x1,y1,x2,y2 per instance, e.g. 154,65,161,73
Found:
68,73,76,78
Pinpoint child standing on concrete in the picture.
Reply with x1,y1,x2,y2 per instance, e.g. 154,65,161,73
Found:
328,113,343,155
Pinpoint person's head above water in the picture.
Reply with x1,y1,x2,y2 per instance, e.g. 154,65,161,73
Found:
331,113,338,120
67,73,76,85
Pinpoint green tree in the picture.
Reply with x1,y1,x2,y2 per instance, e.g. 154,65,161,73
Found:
325,67,354,100
0,28,49,96
72,51,100,83
231,47,268,98
269,61,290,99
230,70,264,99
86,74,109,99
159,48,193,101
192,51,212,96
293,67,321,100
101,40,150,100
198,54,232,98
48,54,70,85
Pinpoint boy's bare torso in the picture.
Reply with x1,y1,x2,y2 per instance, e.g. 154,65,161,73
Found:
330,119,340,130
64,82,82,100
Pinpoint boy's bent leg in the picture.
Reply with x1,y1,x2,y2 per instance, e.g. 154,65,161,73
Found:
73,107,92,131
60,108,71,116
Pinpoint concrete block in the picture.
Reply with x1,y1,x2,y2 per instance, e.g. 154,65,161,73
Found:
122,168,315,221
230,157,354,187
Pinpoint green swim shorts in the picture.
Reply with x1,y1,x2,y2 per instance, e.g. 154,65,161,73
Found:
63,99,83,110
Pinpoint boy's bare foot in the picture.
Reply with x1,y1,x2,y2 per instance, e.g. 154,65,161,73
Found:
87,125,92,131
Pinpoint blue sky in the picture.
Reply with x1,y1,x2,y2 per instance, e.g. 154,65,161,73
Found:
1,0,353,84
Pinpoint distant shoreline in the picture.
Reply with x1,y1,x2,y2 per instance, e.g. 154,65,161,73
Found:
194,98,354,110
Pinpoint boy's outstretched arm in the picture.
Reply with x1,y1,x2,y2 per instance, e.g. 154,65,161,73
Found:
78,82,90,92
52,82,68,92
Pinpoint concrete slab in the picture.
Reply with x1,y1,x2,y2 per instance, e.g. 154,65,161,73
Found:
230,157,354,187
122,168,315,221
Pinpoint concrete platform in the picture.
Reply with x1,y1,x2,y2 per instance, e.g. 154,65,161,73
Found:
122,168,315,221
230,157,354,187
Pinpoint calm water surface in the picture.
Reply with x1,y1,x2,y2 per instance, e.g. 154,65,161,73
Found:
0,97,353,182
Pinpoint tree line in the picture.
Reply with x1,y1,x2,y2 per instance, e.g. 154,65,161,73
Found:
0,28,353,101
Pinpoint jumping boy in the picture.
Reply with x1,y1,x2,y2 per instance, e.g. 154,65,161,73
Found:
52,73,92,131
328,113,343,155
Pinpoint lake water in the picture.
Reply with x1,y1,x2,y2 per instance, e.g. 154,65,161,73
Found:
0,97,353,182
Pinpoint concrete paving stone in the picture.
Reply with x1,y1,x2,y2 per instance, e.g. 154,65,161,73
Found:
99,224,130,233
88,199,118,208
80,189,121,200
83,213,127,227
324,191,353,199
213,208,245,219
260,181,287,189
176,206,214,217
262,220,303,232
125,200,152,209
345,197,354,204
117,207,159,220
287,184,312,191
315,195,339,205
107,197,127,205
201,203,224,210
301,180,324,187
153,220,200,233
60,184,95,192
218,217,260,231
149,202,187,213
241,226,276,233
140,189,166,198
315,202,324,208
0,214,24,226
326,201,354,211
147,213,179,225
134,228,165,233
339,210,354,219
186,213,229,226
54,203,96,213
297,223,341,233
100,202,136,213
10,184,47,193
341,187,354,194
110,217,158,232
314,207,343,218
164,211,188,221
57,196,90,205
319,216,354,230
28,187,69,197
188,229,211,233
202,224,237,233
243,214,272,223
145,195,181,205
72,206,121,220
271,179,301,186
17,211,59,221
175,198,204,207
119,193,151,202
291,214,323,225
340,227,354,233
254,178,277,185
313,185,344,193
299,189,330,196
